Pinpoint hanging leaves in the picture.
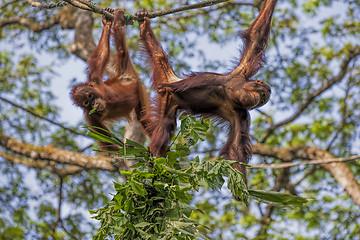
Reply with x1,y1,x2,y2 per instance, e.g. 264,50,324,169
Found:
89,116,307,239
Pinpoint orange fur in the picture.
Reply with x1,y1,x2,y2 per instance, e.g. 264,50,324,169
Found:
71,9,150,151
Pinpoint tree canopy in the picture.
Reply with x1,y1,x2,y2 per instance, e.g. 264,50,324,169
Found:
0,0,359,239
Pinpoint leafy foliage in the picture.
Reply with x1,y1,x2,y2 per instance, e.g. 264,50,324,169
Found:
89,116,307,239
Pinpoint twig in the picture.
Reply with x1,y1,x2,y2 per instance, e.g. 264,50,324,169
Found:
59,220,78,240
0,0,18,9
249,155,360,169
159,1,254,23
327,64,354,151
0,96,88,138
64,0,229,22
261,46,360,143
56,177,63,225
294,166,316,186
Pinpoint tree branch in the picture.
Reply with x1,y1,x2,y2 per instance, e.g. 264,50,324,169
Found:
0,5,76,30
2,129,360,206
252,143,360,206
0,96,88,138
63,0,230,22
294,166,317,186
159,1,254,23
0,15,60,31
0,0,18,10
249,154,360,169
261,46,360,142
0,150,83,176
50,176,64,233
26,0,68,9
0,133,134,171
70,8,95,61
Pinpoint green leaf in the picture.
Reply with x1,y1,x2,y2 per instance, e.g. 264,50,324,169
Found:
119,170,133,176
248,189,308,207
179,202,197,217
130,181,147,197
207,162,223,175
88,209,97,215
126,139,148,150
118,147,147,155
135,227,152,239
223,159,252,167
86,126,124,146
124,198,134,213
87,129,117,144
154,157,167,166
191,121,209,141
89,108,97,114
228,170,248,205
175,144,191,155
179,115,209,145
165,208,181,219
180,115,196,132
135,222,151,228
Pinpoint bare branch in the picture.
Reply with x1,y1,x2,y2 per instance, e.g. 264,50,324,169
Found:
249,154,360,169
256,109,273,126
26,0,68,9
0,96,88,138
0,150,83,176
0,15,60,31
294,166,317,186
326,73,353,150
0,133,134,171
158,1,254,23
0,5,76,30
56,177,63,226
0,0,17,10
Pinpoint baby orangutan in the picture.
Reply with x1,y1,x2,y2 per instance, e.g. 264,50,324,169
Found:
71,9,150,152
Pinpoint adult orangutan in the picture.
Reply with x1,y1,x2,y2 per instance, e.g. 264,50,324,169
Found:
71,9,150,152
137,0,276,184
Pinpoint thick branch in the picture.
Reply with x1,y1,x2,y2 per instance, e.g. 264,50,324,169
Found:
0,133,134,171
253,143,360,206
0,150,83,176
0,16,60,31
0,5,76,30
70,8,95,61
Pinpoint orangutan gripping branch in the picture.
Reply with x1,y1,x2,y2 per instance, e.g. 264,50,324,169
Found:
71,9,150,152
137,0,276,183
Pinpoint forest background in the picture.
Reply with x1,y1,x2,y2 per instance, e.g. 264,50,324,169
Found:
0,0,359,239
